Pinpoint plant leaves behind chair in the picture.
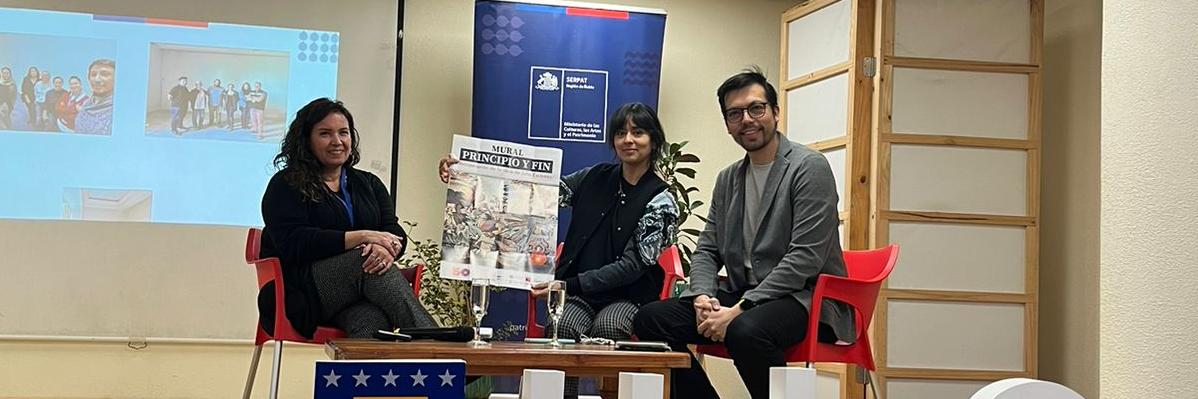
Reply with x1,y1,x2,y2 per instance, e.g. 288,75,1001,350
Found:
395,220,471,328
657,140,706,274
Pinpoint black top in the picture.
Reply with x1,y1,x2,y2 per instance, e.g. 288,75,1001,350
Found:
557,163,668,307
258,167,407,338
169,84,190,107
45,88,67,113
21,76,37,103
0,81,15,110
249,89,268,110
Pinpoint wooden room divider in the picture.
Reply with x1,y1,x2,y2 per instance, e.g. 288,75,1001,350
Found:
775,1,1042,398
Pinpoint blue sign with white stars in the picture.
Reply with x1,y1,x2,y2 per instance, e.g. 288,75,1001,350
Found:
314,360,466,399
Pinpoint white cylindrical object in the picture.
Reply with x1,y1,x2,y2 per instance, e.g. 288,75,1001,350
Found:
618,372,664,399
519,369,565,399
769,366,816,399
970,378,1085,399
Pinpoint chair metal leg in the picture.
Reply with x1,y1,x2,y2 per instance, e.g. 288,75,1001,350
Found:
865,370,879,399
268,340,284,399
241,344,265,399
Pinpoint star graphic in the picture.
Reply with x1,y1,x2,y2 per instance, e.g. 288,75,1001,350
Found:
322,369,341,387
382,369,400,387
439,369,456,387
353,369,371,387
411,369,428,387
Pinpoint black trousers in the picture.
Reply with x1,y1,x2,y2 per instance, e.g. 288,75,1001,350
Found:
633,291,836,399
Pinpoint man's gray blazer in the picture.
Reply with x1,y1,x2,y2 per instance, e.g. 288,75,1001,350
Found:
682,136,854,343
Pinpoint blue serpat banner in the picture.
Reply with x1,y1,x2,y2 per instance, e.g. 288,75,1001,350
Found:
472,0,666,176
470,2,665,394
471,0,666,333
314,360,466,399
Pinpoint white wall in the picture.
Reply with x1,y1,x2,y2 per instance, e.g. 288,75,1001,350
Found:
1101,1,1198,398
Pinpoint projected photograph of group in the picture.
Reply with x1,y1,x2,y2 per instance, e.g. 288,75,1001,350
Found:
144,43,289,142
0,6,338,226
0,33,116,135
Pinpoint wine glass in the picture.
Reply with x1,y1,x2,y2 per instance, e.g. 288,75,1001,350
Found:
468,277,491,347
546,280,567,348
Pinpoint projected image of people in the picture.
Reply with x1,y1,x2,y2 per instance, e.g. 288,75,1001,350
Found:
0,67,14,130
144,43,287,142
74,59,115,135
0,33,116,134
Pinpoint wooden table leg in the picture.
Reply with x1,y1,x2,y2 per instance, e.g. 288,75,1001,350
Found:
599,375,619,399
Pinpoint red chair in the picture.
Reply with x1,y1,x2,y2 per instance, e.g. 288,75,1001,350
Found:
241,228,423,399
526,245,684,338
695,244,899,397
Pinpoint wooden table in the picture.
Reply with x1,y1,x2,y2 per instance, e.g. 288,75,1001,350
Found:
325,340,690,399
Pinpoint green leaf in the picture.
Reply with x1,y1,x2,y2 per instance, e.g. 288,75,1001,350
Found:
676,154,700,163
686,187,700,193
690,200,705,209
676,168,696,179
681,228,702,236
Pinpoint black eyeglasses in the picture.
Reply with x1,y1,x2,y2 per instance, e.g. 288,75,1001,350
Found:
723,102,771,124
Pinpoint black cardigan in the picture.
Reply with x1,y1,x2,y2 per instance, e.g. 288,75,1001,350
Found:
257,167,407,338
556,163,668,307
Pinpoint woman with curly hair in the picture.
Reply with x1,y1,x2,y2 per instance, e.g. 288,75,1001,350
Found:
260,97,435,338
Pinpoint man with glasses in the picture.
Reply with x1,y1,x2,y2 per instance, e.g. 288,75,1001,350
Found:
633,67,853,399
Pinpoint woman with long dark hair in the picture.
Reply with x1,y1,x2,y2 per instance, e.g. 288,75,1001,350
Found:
260,98,435,338
20,66,38,127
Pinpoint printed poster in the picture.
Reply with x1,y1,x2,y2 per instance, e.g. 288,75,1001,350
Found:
440,134,562,289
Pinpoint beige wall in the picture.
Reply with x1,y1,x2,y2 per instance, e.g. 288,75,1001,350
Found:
0,340,327,398
1101,1,1198,398
1038,0,1100,398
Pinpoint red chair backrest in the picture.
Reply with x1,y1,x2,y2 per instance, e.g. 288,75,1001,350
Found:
842,245,897,282
245,227,263,264
399,263,423,298
246,228,307,344
658,245,684,300
800,244,899,370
